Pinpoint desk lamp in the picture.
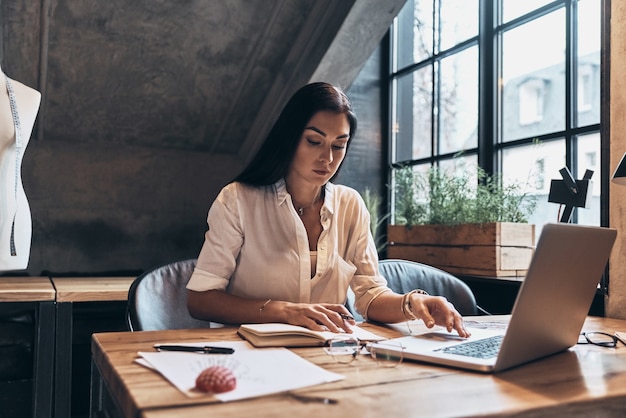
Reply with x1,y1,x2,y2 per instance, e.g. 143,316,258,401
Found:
548,167,593,222
612,152,626,185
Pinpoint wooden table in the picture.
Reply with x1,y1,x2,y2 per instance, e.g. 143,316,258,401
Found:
90,315,626,418
51,276,136,418
0,276,56,418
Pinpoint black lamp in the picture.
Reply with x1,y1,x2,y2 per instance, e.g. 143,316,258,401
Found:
548,167,594,223
612,153,626,185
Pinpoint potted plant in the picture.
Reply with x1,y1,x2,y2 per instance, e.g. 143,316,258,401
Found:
387,164,538,277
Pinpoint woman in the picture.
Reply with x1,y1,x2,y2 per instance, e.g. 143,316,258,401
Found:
187,82,469,337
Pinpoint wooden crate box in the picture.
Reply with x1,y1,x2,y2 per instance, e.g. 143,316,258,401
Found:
387,222,535,277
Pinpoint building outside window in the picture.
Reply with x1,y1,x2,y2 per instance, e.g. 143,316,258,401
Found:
517,78,545,126
389,0,603,238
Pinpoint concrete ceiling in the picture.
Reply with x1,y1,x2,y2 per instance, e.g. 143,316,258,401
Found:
2,0,406,163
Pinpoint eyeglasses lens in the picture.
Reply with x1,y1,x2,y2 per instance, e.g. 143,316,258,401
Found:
369,341,404,367
585,332,617,347
325,337,360,364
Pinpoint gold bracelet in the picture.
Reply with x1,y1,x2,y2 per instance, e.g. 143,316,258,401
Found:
402,289,429,320
259,298,272,321
401,292,417,320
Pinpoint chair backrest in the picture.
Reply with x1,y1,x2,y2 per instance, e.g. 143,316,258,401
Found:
126,259,213,331
346,259,478,321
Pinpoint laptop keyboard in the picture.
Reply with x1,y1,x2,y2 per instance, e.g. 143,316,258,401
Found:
435,335,504,359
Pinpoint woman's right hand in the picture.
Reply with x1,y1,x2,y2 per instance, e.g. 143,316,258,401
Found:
281,302,356,333
188,290,357,332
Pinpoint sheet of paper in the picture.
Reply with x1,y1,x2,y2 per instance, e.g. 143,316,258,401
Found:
138,342,343,401
135,341,252,370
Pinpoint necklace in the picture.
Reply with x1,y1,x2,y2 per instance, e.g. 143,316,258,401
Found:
293,191,322,216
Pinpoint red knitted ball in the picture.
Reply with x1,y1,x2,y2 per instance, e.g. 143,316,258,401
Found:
195,365,237,393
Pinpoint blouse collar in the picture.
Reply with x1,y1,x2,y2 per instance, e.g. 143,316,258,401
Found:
274,178,335,216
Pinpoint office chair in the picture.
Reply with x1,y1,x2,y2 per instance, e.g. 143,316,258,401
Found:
346,259,484,322
128,258,483,330
126,258,213,331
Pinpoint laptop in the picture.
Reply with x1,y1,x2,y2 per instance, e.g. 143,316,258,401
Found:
371,223,617,373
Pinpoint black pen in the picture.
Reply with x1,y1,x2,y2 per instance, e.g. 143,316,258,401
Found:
154,344,235,354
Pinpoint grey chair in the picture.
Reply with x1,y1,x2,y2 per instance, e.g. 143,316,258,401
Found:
346,259,483,322
126,258,213,331
127,258,482,330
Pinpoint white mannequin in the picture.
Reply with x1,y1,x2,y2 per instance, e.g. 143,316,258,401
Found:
0,64,41,271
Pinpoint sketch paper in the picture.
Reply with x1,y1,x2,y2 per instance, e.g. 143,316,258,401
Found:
138,342,343,401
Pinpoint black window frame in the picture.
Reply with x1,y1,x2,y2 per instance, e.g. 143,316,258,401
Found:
386,0,610,290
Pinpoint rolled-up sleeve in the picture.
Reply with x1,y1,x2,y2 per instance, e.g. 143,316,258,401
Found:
187,184,243,292
344,191,390,318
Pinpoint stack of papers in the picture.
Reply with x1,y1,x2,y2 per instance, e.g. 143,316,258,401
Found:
137,341,343,401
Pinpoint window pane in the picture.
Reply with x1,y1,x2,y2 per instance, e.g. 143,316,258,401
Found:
576,132,601,226
501,0,553,23
577,0,601,126
395,0,433,71
391,163,430,224
501,139,565,238
439,0,478,52
439,46,478,154
501,9,565,142
439,155,478,184
393,68,433,162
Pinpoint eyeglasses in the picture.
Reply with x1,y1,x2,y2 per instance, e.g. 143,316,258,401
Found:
578,332,620,348
323,335,404,367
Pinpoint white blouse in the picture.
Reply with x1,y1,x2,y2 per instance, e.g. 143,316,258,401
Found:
186,179,390,318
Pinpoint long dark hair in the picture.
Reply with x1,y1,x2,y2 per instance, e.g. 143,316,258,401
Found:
234,82,357,186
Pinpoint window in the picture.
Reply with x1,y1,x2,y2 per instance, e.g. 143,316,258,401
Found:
534,158,546,190
518,78,546,126
577,63,595,112
389,0,606,284
389,0,604,234
391,0,479,165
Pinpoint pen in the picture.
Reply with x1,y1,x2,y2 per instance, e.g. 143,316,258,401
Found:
340,313,354,321
154,344,235,354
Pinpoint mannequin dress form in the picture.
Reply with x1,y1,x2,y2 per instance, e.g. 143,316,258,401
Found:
0,65,41,271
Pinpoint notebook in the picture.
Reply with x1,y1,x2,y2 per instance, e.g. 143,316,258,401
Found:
237,323,385,347
370,223,617,373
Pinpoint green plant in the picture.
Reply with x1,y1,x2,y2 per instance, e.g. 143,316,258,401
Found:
392,164,537,226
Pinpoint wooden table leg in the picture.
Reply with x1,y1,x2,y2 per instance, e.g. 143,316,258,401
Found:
90,356,124,418
89,357,103,416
